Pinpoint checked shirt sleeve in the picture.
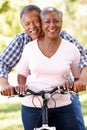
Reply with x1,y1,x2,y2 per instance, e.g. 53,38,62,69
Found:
60,30,87,69
0,33,30,78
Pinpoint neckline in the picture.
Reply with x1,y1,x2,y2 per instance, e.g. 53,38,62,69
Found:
36,38,62,59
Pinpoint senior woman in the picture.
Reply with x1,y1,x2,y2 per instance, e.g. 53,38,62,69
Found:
17,7,80,130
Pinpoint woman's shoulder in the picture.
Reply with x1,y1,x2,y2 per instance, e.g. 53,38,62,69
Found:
25,39,37,48
61,38,78,49
61,38,80,56
22,39,38,55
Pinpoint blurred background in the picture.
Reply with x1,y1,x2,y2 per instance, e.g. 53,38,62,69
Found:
0,0,87,52
0,0,87,130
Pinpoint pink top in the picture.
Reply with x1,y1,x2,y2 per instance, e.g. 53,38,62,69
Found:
18,39,80,108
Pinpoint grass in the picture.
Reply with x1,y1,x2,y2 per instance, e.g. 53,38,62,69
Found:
0,70,87,130
0,91,87,130
0,97,23,130
79,91,87,130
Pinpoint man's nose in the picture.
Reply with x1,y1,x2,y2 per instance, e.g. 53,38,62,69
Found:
30,22,35,29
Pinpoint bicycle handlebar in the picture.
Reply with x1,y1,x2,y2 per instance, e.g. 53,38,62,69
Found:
1,85,74,98
13,86,69,98
27,86,67,95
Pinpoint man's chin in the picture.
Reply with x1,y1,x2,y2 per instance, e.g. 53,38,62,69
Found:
31,35,40,40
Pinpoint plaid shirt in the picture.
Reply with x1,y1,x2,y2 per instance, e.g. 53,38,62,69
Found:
0,30,87,78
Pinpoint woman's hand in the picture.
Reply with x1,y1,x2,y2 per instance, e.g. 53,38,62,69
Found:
15,85,27,94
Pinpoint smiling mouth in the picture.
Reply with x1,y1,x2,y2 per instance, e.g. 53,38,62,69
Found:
29,28,39,34
49,29,56,32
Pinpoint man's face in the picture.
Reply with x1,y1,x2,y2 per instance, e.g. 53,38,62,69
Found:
21,11,41,40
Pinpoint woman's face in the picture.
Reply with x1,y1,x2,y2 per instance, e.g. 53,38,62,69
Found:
42,11,62,39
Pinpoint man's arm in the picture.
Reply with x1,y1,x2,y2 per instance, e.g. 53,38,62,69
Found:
60,30,87,92
0,36,25,76
0,77,14,96
60,30,87,69
74,67,87,92
0,34,24,95
79,66,87,85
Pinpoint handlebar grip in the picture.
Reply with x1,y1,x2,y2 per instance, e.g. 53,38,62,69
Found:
13,88,18,95
0,87,17,96
0,87,17,95
13,88,25,97
0,91,3,95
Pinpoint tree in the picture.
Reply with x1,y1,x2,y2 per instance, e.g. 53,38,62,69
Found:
0,0,33,37
0,0,87,48
56,0,87,48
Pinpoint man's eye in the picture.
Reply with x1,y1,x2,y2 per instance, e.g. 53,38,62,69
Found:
25,23,29,26
33,20,40,23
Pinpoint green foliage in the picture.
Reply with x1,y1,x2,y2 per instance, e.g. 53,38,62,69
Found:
63,0,78,15
0,40,7,53
53,0,87,48
0,99,23,130
0,0,87,49
0,93,87,130
0,1,11,13
80,0,87,4
59,0,87,48
0,0,22,37
0,0,35,37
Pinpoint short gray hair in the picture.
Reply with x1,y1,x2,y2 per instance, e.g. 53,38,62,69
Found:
40,7,63,21
20,5,41,20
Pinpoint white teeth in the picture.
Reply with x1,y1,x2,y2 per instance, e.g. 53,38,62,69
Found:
29,30,36,33
49,30,55,32
29,29,38,33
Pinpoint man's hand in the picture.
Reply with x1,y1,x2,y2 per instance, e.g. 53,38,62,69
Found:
1,85,15,96
64,80,86,93
73,66,87,92
74,79,86,92
0,77,15,96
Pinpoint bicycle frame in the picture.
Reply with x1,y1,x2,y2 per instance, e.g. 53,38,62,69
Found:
34,92,56,130
1,86,69,130
25,86,68,130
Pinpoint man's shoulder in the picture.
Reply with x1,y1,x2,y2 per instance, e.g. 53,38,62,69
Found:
16,31,28,38
60,30,78,44
62,38,79,52
14,31,31,43
60,30,66,35
24,39,37,50
26,39,37,46
60,30,71,38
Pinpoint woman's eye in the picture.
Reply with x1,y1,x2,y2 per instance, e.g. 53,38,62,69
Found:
54,20,59,23
44,21,50,24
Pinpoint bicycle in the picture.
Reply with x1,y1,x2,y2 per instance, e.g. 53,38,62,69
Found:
1,85,75,130
13,86,69,130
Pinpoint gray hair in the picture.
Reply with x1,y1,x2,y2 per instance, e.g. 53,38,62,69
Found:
20,5,41,20
40,7,63,21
